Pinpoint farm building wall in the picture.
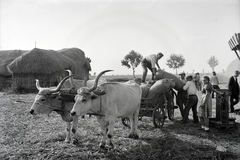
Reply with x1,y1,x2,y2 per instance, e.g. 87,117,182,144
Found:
0,76,12,91
11,74,63,93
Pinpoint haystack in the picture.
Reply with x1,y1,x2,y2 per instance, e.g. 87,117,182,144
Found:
7,48,76,91
226,58,240,77
0,50,27,90
58,48,91,79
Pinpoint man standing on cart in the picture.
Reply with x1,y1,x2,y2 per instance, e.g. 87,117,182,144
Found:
141,52,164,83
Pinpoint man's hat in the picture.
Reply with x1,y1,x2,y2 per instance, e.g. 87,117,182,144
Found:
179,72,185,75
186,75,193,79
157,52,164,57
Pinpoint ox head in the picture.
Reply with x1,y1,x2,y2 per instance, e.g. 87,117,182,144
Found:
70,70,113,116
29,75,73,115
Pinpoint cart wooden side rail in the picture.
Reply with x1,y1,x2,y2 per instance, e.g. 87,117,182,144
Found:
121,89,177,128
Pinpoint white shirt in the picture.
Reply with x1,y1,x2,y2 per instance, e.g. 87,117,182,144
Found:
145,54,158,68
210,75,219,85
183,80,197,95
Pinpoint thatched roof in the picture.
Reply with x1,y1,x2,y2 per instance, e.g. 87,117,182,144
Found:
58,48,91,79
58,48,91,71
7,48,76,75
0,50,27,76
226,58,240,76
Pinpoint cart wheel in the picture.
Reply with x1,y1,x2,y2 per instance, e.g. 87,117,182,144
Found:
153,106,165,128
168,108,175,121
121,117,130,128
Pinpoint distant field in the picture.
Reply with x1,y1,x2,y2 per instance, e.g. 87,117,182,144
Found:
90,72,230,84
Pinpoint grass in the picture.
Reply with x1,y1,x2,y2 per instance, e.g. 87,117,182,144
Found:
0,83,240,160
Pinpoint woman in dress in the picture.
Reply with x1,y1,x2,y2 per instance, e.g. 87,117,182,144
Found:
198,76,222,131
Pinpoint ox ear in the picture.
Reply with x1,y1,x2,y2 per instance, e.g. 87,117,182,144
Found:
93,89,106,96
50,93,58,98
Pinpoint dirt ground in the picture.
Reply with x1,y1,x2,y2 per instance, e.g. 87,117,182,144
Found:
0,89,240,160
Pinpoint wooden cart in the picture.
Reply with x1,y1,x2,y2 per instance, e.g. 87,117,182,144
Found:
122,89,176,128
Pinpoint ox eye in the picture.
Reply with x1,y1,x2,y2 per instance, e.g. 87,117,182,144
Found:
41,99,46,102
82,99,87,103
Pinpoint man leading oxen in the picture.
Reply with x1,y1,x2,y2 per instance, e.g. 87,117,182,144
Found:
70,70,142,149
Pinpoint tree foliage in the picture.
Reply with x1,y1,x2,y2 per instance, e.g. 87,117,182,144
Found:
166,54,185,74
207,55,219,71
121,50,143,78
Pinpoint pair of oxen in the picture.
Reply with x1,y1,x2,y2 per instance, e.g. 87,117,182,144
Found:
30,69,187,149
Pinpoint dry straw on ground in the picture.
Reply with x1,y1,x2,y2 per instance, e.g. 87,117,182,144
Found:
0,90,240,160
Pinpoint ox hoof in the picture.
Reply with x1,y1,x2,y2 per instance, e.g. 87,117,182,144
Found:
64,139,71,143
128,134,139,139
72,139,78,145
106,143,114,150
99,144,106,149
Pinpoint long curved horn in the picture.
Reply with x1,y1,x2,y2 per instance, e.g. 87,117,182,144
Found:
89,70,113,92
49,75,74,93
35,79,41,90
65,70,74,88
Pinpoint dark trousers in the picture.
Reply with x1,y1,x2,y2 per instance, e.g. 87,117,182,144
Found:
212,85,220,98
182,95,198,123
141,59,154,82
177,90,188,117
230,94,239,112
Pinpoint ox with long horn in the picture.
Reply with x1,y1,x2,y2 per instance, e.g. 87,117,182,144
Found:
88,70,113,92
36,74,74,94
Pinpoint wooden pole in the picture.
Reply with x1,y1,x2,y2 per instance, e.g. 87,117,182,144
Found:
234,50,240,61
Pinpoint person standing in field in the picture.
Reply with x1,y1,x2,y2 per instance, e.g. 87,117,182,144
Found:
210,71,220,99
228,70,240,113
141,52,164,83
198,76,222,132
194,72,201,91
182,75,198,124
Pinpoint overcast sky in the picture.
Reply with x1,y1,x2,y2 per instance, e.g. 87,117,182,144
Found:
1,0,239,75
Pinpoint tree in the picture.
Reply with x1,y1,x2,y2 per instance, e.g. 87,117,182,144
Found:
166,54,185,74
208,56,219,71
121,50,143,78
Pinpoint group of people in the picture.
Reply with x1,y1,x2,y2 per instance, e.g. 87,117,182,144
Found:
140,52,240,132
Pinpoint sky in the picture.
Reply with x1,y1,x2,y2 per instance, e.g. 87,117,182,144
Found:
0,0,239,76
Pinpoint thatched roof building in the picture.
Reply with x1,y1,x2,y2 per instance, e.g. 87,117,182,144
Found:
0,50,27,90
58,48,91,79
7,48,91,92
8,48,75,75
0,50,27,76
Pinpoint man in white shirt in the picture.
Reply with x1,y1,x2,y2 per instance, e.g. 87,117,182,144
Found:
141,52,164,83
210,71,220,98
182,75,199,124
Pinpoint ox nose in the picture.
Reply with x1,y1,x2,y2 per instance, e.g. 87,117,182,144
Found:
70,111,76,116
30,109,34,114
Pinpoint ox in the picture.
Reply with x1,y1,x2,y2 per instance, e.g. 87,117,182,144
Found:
29,75,80,143
70,70,142,149
30,70,108,143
